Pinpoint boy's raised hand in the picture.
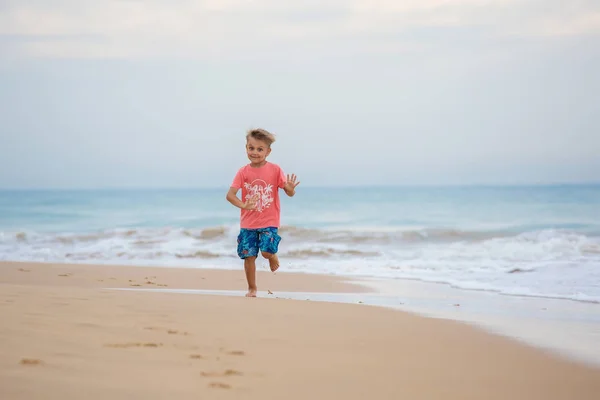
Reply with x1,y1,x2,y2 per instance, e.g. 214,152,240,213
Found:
286,174,300,190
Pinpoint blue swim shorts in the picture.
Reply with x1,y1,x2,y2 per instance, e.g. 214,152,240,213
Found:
237,227,281,259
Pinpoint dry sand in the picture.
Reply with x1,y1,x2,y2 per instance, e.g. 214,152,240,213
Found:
1,261,599,399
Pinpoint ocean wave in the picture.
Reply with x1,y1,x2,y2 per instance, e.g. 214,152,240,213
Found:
2,226,599,304
62,249,227,261
283,248,380,258
175,250,224,259
3,227,599,258
7,227,230,245
477,230,600,259
280,225,507,243
7,225,598,247
3,185,599,305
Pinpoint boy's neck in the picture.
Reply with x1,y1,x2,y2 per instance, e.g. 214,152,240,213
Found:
249,160,268,168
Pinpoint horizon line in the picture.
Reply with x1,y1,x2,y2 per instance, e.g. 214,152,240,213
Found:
1,182,599,191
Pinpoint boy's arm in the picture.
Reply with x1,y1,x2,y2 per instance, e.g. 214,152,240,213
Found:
226,187,257,210
283,174,300,197
283,185,295,197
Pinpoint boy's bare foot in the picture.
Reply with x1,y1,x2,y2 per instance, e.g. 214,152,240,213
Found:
245,289,257,297
269,254,280,272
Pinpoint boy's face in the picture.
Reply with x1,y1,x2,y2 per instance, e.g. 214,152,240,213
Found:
246,137,271,166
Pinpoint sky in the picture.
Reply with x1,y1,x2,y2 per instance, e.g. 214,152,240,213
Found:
0,0,599,189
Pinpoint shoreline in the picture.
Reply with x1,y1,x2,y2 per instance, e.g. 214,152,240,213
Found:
0,260,369,293
5,257,598,304
3,260,600,367
1,261,600,399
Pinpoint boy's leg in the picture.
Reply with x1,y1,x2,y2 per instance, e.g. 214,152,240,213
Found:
259,228,282,273
244,256,258,297
261,252,279,273
237,229,259,297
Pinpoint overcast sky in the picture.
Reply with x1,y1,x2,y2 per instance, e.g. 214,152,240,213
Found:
1,0,599,189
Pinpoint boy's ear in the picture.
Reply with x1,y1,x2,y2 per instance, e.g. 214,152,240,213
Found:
266,147,272,156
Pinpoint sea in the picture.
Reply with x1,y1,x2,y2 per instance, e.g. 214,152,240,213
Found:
1,185,599,304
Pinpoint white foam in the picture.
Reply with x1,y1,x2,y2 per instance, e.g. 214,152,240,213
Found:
2,226,600,303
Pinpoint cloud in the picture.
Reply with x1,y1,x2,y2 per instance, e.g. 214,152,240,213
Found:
0,0,598,59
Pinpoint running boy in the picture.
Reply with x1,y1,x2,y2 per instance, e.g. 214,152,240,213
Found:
226,128,300,297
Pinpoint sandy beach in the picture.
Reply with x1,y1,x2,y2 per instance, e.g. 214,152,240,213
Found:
1,261,599,399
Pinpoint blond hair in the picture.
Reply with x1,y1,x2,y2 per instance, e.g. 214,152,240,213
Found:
246,128,276,147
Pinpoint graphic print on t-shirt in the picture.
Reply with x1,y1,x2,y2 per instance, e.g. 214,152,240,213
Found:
244,179,274,212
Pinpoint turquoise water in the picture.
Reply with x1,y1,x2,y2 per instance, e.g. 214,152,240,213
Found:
1,185,599,302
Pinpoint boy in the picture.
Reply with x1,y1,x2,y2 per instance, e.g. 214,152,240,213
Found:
226,128,300,297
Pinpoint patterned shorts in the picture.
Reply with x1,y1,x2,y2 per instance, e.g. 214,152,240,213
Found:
237,227,281,259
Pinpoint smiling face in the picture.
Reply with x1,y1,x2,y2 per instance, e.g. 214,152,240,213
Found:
246,136,271,167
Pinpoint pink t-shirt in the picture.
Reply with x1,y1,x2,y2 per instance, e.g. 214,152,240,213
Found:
231,162,287,229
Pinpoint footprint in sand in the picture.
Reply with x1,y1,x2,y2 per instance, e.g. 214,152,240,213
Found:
203,370,243,390
208,382,231,389
20,358,43,366
222,349,245,356
201,369,243,377
143,277,160,285
190,354,203,359
18,268,30,272
144,327,189,335
168,329,189,335
58,274,71,277
104,342,163,348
